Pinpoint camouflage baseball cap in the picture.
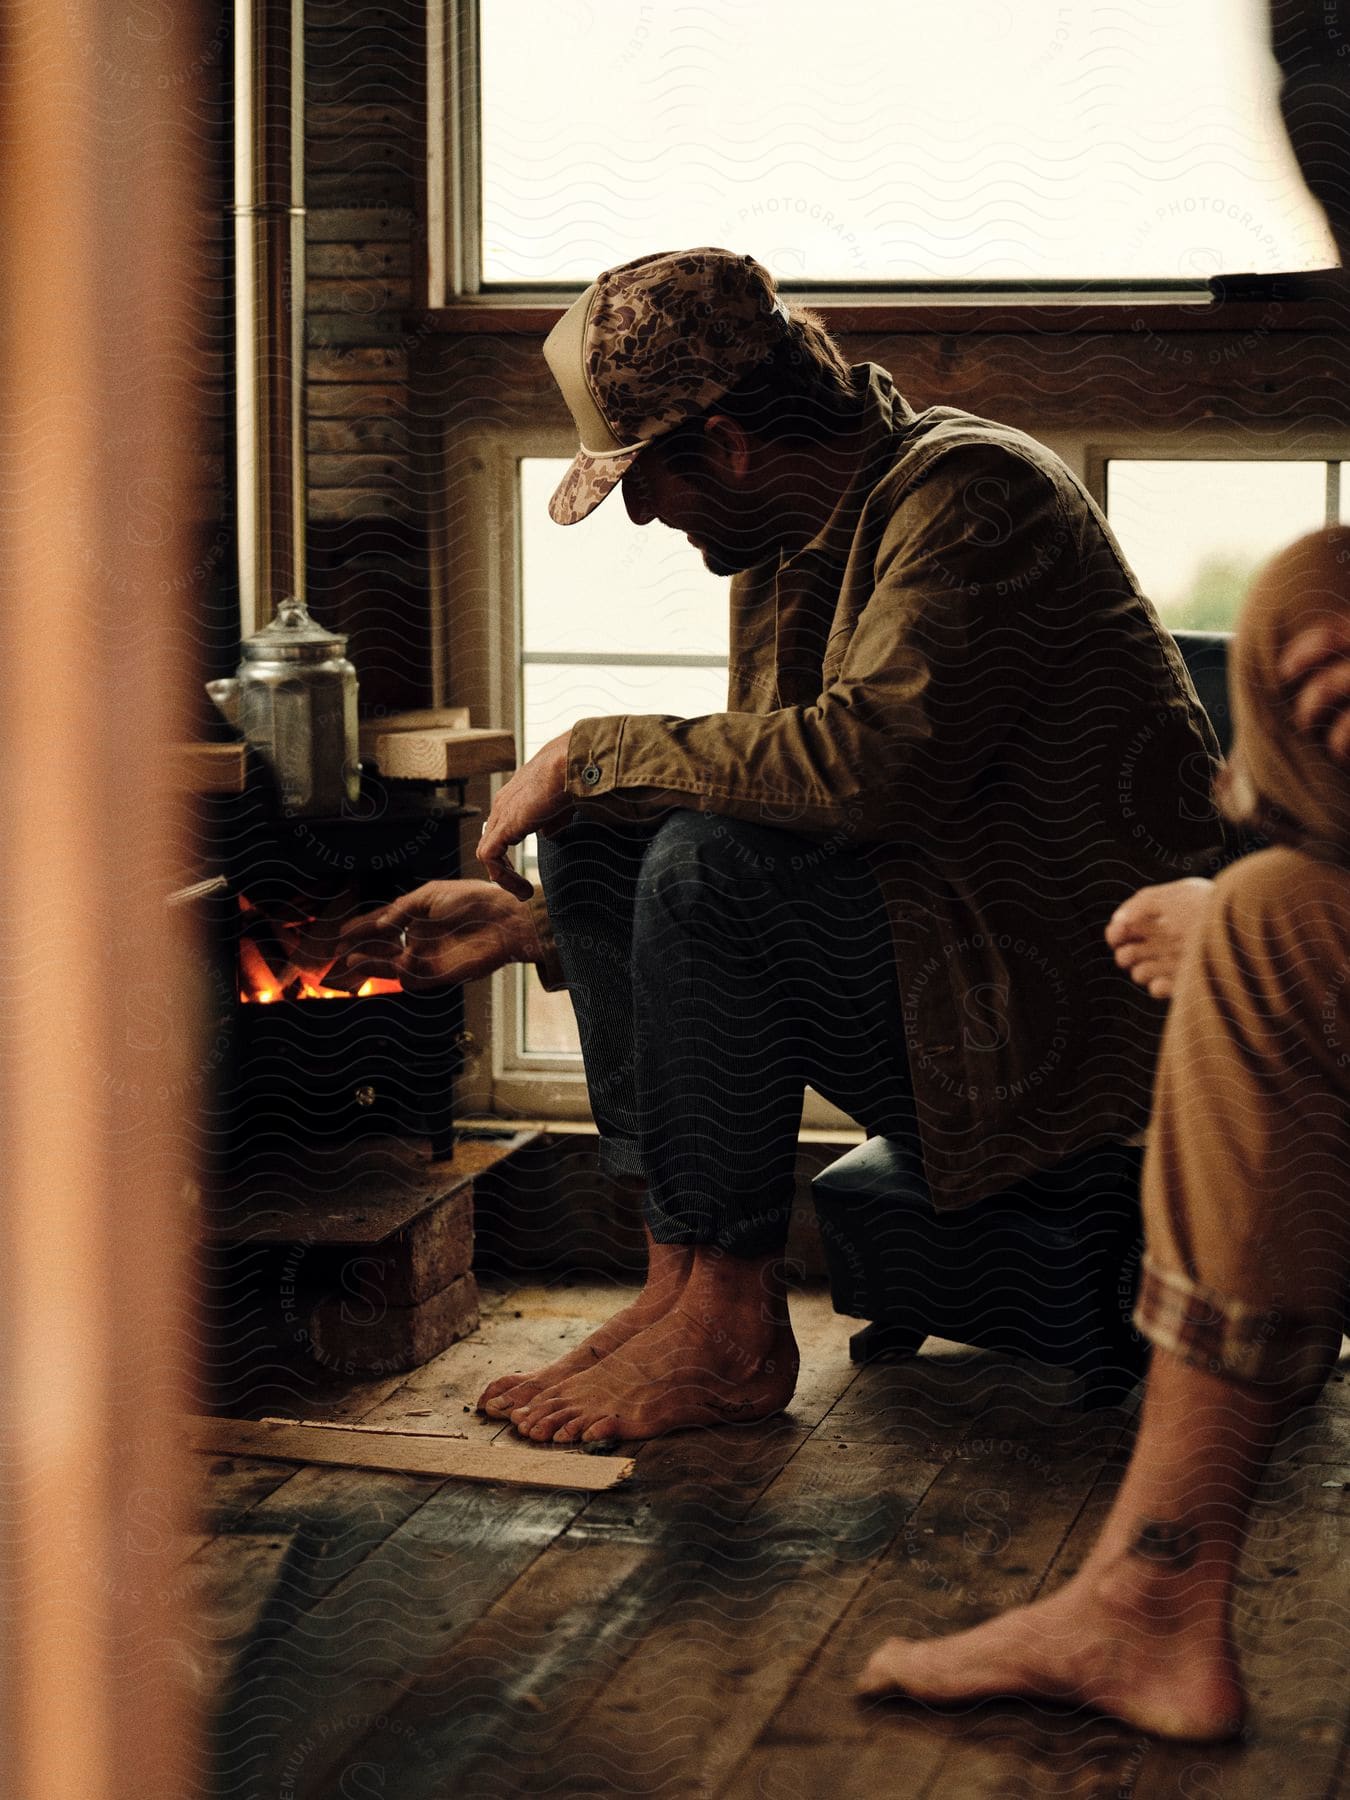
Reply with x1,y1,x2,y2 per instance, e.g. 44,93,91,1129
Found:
543,247,792,525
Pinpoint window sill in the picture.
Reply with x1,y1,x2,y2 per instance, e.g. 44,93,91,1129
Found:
410,271,1348,338
456,1113,866,1148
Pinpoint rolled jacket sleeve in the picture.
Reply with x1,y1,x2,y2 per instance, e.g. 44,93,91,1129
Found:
526,888,567,991
562,445,1069,845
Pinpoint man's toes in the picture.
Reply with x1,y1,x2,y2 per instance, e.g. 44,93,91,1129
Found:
509,1386,563,1425
477,1374,530,1412
580,1415,623,1444
553,1410,615,1444
482,1381,541,1418
516,1402,581,1441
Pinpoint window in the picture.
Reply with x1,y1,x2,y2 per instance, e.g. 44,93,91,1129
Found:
492,443,1350,1090
433,0,1336,297
517,456,729,1059
430,0,1348,1123
1104,458,1342,630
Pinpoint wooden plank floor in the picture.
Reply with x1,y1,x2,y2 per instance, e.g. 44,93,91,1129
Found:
191,1281,1350,1800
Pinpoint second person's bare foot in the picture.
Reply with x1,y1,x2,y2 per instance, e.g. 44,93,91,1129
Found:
856,1549,1246,1743
1106,877,1216,1000
476,1236,693,1418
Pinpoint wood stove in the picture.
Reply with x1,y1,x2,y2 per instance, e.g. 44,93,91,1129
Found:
198,760,471,1178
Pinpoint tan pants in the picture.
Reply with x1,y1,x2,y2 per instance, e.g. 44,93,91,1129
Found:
1135,846,1350,1392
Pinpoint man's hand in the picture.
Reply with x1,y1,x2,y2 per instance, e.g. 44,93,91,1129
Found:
477,730,575,899
329,880,542,992
1280,621,1350,766
1105,877,1216,1001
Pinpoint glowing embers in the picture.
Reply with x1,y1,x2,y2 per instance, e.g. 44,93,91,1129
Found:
236,894,401,1004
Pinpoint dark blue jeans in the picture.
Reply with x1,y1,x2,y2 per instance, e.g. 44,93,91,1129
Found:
536,811,917,1255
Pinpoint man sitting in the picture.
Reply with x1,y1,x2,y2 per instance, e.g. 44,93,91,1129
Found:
338,246,1223,1445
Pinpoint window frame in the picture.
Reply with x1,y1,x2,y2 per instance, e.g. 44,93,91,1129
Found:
423,0,1331,309
443,422,1350,1123
422,0,1350,1123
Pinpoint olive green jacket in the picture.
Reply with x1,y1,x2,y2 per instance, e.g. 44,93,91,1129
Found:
540,365,1224,1208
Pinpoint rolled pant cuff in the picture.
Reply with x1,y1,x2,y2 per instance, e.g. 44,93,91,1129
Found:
643,1193,792,1257
1133,1255,1338,1392
596,1134,647,1182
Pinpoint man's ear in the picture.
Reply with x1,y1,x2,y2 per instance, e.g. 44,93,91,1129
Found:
701,414,755,483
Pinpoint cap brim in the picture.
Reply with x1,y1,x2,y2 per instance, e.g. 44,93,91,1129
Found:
548,442,646,525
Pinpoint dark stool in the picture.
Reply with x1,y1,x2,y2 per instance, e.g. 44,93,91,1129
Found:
810,630,1236,1411
812,1137,1148,1407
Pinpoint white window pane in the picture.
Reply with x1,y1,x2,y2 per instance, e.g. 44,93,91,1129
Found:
1106,460,1326,631
523,974,579,1055
521,459,730,660
523,661,728,762
481,0,1335,285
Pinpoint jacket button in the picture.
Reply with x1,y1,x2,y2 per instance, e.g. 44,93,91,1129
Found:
580,762,602,787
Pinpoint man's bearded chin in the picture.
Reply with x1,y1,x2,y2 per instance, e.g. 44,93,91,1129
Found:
698,540,759,577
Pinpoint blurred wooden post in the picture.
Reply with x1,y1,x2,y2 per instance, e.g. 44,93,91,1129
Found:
0,4,208,1797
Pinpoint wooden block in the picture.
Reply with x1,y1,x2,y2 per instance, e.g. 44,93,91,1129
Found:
366,726,516,781
309,1270,481,1373
358,706,470,743
187,1413,634,1491
207,1136,464,1247
169,741,247,793
208,1131,537,1250
320,1187,474,1308
207,1132,542,1350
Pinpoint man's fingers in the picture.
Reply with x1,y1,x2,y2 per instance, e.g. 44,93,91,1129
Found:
480,851,534,901
327,937,403,991
477,813,535,899
335,895,417,949
369,889,428,931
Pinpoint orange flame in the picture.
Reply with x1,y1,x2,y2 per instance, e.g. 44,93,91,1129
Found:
237,896,402,1003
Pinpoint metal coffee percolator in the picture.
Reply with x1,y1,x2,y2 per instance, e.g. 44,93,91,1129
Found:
206,600,361,816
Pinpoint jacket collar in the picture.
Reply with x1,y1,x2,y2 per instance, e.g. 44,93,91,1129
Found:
785,364,917,567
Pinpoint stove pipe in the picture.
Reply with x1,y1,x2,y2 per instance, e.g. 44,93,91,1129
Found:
232,0,306,637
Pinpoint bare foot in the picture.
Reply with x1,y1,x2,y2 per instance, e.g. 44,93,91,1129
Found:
1106,877,1216,1000
856,1553,1245,1743
476,1239,693,1418
508,1251,800,1443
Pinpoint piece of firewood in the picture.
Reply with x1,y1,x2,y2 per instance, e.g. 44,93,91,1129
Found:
358,706,471,739
366,726,516,782
186,1414,634,1491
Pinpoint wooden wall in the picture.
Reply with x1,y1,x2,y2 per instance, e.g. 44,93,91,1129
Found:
303,1,434,715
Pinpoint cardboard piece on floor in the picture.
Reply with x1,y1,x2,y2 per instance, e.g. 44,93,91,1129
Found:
187,1414,634,1492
